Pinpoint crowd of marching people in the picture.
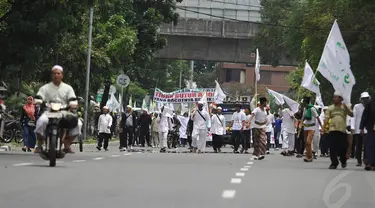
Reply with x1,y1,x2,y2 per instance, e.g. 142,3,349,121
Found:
95,90,375,171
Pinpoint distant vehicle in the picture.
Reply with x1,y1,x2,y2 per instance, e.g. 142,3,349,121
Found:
217,102,250,145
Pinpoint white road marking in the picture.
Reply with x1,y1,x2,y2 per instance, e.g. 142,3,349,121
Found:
93,157,104,160
72,160,86,163
235,172,245,177
12,163,33,166
45,161,64,164
240,168,249,171
244,165,251,168
222,190,236,199
247,161,254,165
124,153,132,156
137,152,142,154
230,178,242,184
110,155,120,157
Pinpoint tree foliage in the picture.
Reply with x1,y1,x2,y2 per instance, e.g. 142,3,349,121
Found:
256,0,375,104
0,0,183,100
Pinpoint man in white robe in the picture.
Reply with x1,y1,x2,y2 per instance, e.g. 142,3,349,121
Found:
192,102,210,153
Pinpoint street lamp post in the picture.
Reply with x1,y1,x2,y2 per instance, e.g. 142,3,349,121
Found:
83,7,94,141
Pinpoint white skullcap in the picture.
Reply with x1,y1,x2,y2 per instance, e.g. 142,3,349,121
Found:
34,99,43,104
217,107,222,110
198,101,204,104
69,100,78,106
126,105,132,108
334,91,343,97
361,92,370,98
103,106,109,109
142,108,148,112
52,65,63,72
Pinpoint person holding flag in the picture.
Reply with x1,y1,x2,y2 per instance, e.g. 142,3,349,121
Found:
191,101,210,153
325,91,353,169
248,97,268,160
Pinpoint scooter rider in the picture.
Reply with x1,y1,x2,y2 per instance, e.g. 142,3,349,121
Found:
34,65,82,154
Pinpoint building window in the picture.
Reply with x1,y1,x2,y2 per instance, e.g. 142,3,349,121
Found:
225,69,241,82
258,71,272,85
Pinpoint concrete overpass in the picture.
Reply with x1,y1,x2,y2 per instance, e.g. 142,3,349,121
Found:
156,0,295,65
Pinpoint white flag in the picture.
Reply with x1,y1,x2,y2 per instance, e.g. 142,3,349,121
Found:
282,95,300,113
317,20,355,104
267,88,284,105
316,94,324,107
106,94,120,112
214,80,226,104
301,62,321,95
199,91,209,112
255,49,261,81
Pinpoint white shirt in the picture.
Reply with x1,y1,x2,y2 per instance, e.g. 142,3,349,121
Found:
231,111,246,130
211,114,226,135
346,116,351,134
37,82,76,106
244,114,251,130
303,107,319,131
157,115,169,133
351,103,367,134
281,109,295,134
98,113,113,134
251,107,267,129
266,114,275,132
177,115,189,138
192,110,211,130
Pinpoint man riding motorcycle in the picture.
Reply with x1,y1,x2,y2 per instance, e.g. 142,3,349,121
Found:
34,65,82,154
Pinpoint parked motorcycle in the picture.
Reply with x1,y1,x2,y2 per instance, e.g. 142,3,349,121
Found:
0,108,23,143
41,102,78,167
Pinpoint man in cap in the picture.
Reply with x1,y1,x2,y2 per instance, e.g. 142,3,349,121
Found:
97,106,112,151
360,92,375,171
158,106,170,153
34,65,81,154
280,105,296,156
249,97,268,160
211,106,226,153
191,101,210,153
301,96,322,162
351,92,370,166
325,91,353,169
228,103,246,153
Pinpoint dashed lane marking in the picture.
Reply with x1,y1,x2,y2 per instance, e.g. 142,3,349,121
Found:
124,153,132,156
240,168,249,171
235,172,245,177
247,161,254,165
72,160,86,163
12,163,33,166
244,165,251,168
230,178,242,184
93,157,104,160
222,190,236,199
110,155,120,157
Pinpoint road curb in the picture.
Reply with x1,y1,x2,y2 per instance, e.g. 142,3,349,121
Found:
4,141,120,152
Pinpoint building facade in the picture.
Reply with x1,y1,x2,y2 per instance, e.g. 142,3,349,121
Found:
216,62,296,96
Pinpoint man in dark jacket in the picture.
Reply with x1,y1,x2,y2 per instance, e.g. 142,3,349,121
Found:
138,109,152,147
360,96,375,171
119,106,137,151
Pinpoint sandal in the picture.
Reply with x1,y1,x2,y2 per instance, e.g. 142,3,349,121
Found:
22,147,27,152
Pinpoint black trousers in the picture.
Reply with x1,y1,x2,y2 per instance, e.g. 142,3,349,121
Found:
295,130,305,154
119,127,133,148
212,134,223,150
329,131,348,166
232,130,242,151
139,128,150,146
320,133,329,155
98,133,111,149
354,134,366,164
187,135,192,148
242,130,251,150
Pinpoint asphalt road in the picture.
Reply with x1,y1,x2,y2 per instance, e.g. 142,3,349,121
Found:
1,148,375,208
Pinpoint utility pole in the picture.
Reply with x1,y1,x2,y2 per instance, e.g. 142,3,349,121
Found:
83,7,94,141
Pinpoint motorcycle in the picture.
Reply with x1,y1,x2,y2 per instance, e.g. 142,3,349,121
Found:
0,107,23,143
41,102,78,167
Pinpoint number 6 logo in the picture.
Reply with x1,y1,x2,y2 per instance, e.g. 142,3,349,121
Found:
323,171,353,208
